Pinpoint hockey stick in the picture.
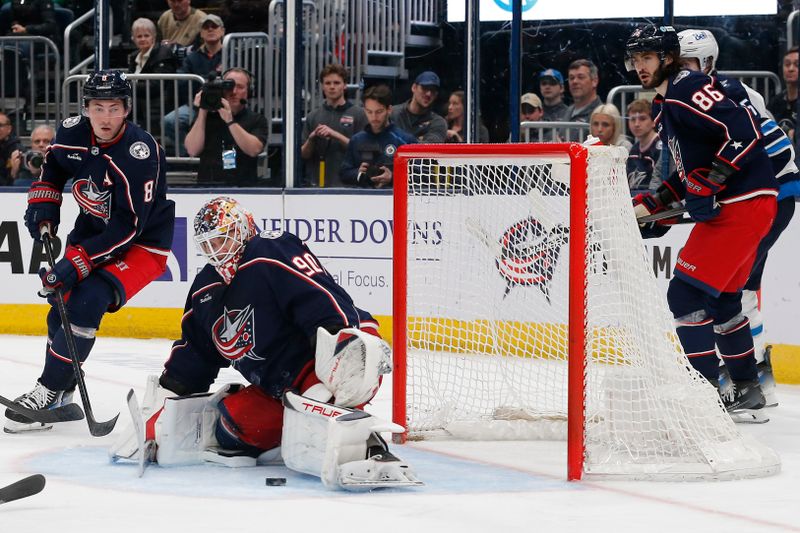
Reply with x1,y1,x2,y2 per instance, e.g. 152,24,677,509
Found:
636,206,688,223
0,474,45,505
41,232,119,437
0,393,84,424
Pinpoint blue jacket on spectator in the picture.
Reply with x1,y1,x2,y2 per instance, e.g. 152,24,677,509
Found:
339,123,417,188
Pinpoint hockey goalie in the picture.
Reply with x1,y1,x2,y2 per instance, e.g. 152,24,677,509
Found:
110,196,421,490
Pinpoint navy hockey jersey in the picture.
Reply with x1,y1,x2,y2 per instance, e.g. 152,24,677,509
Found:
40,116,175,264
652,70,778,204
163,231,380,399
715,74,800,192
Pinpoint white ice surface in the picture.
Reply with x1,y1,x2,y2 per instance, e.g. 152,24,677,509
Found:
1,334,800,533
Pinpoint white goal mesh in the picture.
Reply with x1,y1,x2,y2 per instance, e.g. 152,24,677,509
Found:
393,144,779,480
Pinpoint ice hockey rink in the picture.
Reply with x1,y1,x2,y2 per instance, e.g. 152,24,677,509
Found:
1,334,799,533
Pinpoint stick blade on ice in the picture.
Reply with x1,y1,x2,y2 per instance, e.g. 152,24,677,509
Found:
0,474,46,505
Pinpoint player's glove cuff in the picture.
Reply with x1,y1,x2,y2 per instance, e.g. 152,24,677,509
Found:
686,168,727,198
27,181,62,205
38,245,93,297
708,159,736,185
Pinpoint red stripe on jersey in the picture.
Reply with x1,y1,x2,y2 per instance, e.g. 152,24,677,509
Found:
238,257,352,326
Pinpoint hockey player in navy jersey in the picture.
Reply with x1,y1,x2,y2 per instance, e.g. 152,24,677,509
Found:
110,197,420,489
678,29,800,407
627,25,779,420
4,70,175,433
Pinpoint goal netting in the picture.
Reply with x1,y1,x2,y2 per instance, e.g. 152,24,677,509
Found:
391,143,779,480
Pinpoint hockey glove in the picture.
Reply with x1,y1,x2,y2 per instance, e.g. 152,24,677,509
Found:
632,190,674,239
25,181,62,242
38,245,93,297
684,162,732,222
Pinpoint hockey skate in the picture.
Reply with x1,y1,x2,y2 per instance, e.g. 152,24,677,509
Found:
4,380,74,433
757,346,778,407
720,379,769,424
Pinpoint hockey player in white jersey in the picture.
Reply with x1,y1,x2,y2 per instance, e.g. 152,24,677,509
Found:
678,29,800,406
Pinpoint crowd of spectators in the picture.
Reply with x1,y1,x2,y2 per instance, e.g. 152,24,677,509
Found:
0,2,796,192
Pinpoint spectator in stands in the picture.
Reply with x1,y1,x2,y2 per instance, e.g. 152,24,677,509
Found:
563,59,603,123
518,92,544,141
0,112,22,185
221,0,269,34
625,99,662,191
128,18,179,135
340,84,416,188
538,68,567,121
445,90,489,143
129,18,178,74
11,124,54,186
391,71,447,143
158,0,207,48
301,63,367,187
184,67,269,186
768,47,798,142
589,104,631,150
0,0,60,51
163,13,225,155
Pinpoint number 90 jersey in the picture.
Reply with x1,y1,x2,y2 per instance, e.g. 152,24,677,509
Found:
163,230,380,399
652,69,778,204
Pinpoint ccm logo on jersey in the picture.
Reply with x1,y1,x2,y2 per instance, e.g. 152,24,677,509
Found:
67,153,82,161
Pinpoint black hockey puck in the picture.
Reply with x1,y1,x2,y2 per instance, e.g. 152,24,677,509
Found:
265,477,287,486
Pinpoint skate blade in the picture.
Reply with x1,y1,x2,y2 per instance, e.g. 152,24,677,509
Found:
729,410,769,424
3,423,54,434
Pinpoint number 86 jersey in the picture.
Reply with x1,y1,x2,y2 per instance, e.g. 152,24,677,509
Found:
164,230,380,399
652,69,778,203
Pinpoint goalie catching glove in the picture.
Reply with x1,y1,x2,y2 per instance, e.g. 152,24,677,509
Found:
314,327,392,407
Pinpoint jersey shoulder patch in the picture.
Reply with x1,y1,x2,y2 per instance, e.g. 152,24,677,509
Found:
129,141,151,160
62,115,82,128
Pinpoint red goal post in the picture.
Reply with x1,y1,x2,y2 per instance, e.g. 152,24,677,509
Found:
391,142,779,481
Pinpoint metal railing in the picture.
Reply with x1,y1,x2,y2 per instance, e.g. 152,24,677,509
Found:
718,70,783,105
789,10,798,49
221,32,272,119
62,72,203,157
520,121,589,143
0,36,61,135
64,8,113,77
409,0,439,25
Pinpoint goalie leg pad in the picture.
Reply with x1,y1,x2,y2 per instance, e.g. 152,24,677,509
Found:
314,327,392,408
109,375,171,462
281,391,421,490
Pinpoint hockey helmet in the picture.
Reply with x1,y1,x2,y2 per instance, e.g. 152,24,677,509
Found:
193,196,258,284
624,25,681,72
83,70,133,109
678,29,719,74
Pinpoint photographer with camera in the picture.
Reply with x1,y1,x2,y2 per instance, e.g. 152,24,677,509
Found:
339,85,416,189
11,124,54,186
184,67,268,185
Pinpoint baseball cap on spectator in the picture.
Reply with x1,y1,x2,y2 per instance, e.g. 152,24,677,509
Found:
521,93,542,109
414,71,440,88
202,14,224,27
538,68,564,85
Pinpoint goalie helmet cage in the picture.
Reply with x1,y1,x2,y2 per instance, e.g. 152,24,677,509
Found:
391,143,779,481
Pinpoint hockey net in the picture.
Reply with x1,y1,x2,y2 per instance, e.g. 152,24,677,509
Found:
391,143,779,480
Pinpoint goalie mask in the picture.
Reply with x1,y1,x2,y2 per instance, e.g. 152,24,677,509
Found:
678,29,719,74
193,196,258,284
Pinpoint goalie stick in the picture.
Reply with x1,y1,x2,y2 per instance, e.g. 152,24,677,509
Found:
42,232,119,437
0,393,84,424
0,474,46,505
126,389,155,477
